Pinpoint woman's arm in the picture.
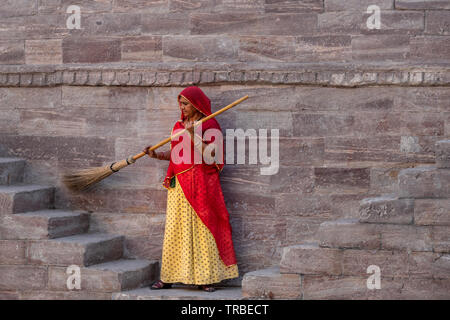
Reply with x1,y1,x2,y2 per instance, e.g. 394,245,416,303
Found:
143,146,171,161
156,150,171,161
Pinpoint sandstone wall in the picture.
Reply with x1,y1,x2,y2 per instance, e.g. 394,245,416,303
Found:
0,0,449,281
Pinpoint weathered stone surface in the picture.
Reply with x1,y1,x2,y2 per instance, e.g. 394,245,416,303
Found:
75,13,141,37
223,190,275,214
28,233,124,266
113,0,168,13
0,291,20,299
0,87,61,109
426,11,450,36
0,40,24,64
352,35,410,61
122,36,162,62
62,86,148,109
39,0,112,14
361,10,424,35
293,113,355,137
58,185,167,214
238,36,297,62
0,158,25,185
325,0,393,10
0,184,54,215
359,196,414,224
0,240,27,264
113,285,243,300
48,259,158,292
295,35,352,62
0,135,115,164
163,36,239,62
342,249,408,278
242,214,286,241
410,36,450,61
241,267,301,299
433,226,450,253
314,167,370,195
0,266,47,291
141,13,190,35
25,39,62,65
62,37,121,63
433,254,450,279
414,199,450,226
407,251,450,279
265,0,323,13
318,219,381,249
0,210,90,240
19,290,111,300
18,106,139,137
435,140,450,168
0,15,67,40
191,13,318,35
395,0,450,10
318,11,362,34
0,0,37,18
398,167,450,199
380,224,433,252
279,137,324,166
302,275,404,300
0,109,19,135
280,244,343,275
399,277,450,299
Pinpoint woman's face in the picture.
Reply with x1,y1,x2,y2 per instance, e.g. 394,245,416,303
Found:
179,95,201,119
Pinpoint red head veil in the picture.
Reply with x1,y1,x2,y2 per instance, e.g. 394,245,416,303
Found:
163,86,225,188
178,86,212,120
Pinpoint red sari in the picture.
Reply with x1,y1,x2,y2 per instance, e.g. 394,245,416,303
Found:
162,86,237,267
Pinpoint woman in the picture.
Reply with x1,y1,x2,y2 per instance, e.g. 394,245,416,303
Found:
143,86,239,292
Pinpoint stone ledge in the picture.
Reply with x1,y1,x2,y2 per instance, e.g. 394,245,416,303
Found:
0,62,449,87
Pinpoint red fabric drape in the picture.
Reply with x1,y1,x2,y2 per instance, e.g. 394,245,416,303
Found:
162,86,237,266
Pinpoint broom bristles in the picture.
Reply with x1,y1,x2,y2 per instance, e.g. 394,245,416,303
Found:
62,165,114,192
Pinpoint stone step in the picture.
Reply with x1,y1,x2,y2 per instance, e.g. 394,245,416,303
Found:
242,262,450,300
0,209,90,240
414,199,450,226
112,285,243,300
317,218,448,253
28,233,124,267
301,275,450,300
0,184,55,215
359,196,414,225
280,243,343,276
317,219,381,250
241,267,301,300
398,166,450,199
48,259,159,292
435,139,450,169
279,242,450,279
0,158,25,185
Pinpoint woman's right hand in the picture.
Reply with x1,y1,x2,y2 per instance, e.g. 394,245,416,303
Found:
143,145,158,159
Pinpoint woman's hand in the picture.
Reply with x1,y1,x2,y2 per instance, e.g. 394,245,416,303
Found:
143,145,158,159
184,120,195,136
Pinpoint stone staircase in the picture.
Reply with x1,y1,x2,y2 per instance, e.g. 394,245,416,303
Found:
242,140,450,300
0,157,159,299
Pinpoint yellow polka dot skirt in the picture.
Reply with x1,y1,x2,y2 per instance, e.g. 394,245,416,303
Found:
160,175,239,285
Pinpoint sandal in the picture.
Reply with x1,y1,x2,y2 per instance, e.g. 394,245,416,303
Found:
150,280,172,290
198,285,216,292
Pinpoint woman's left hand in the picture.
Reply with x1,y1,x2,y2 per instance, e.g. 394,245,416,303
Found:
184,121,195,135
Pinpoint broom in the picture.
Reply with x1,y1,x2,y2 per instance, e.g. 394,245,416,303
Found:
61,95,249,192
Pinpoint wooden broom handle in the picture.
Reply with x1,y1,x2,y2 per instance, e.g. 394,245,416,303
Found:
132,95,249,161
